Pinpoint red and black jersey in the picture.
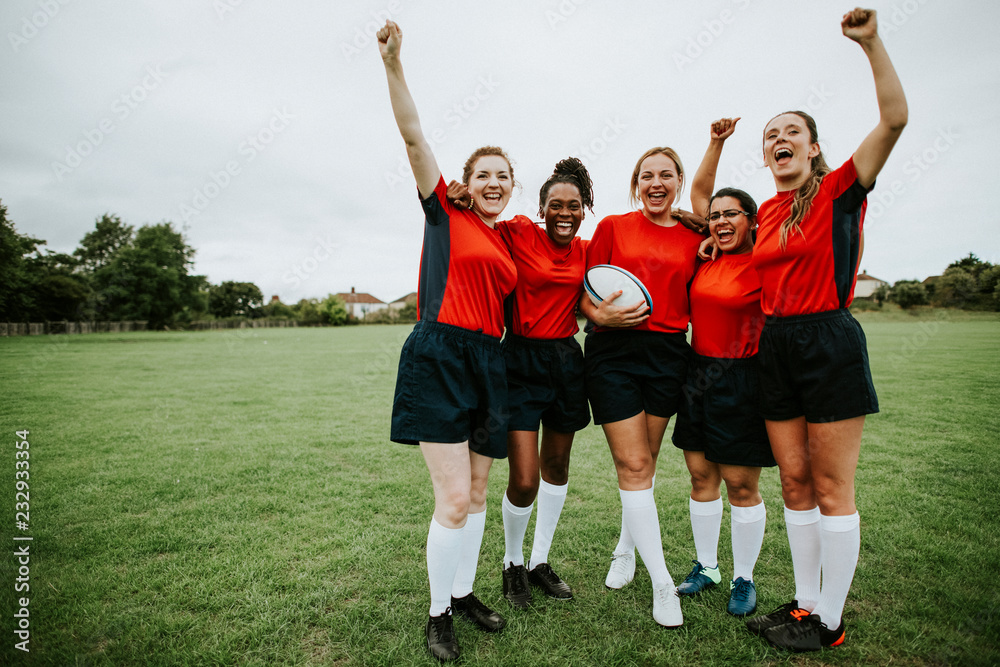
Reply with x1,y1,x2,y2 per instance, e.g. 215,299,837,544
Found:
753,157,872,317
416,176,518,338
497,216,587,340
586,210,703,333
689,252,764,358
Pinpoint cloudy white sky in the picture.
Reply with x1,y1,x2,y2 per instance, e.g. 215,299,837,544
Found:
2,0,998,305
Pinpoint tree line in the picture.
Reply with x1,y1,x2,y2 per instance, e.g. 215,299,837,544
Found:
871,254,1000,311
0,200,405,329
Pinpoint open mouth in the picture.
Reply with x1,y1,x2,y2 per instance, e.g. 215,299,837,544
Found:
774,148,793,164
647,192,667,205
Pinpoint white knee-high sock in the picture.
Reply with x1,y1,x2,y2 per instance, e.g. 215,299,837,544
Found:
502,493,533,567
731,502,766,581
427,517,464,615
689,497,723,569
784,506,821,611
813,512,860,629
620,488,672,589
613,475,654,555
529,480,567,570
451,509,486,599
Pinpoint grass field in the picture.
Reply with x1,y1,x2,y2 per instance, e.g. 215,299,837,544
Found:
1,312,999,666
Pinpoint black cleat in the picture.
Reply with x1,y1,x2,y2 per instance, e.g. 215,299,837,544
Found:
528,563,573,600
451,592,507,632
425,609,460,662
745,599,811,636
501,563,532,608
764,614,845,651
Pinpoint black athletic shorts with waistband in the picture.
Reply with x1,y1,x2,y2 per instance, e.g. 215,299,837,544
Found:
584,330,690,425
504,334,590,433
757,308,878,423
672,354,776,468
391,320,509,459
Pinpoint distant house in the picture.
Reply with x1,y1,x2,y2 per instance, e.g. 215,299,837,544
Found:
336,287,388,319
388,292,417,313
854,271,889,298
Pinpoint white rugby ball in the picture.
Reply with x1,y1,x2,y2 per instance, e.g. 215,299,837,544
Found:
585,264,653,314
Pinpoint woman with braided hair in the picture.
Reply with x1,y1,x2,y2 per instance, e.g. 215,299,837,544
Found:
495,158,594,609
448,157,595,608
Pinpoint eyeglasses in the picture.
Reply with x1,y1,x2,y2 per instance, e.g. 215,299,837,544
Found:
706,209,748,223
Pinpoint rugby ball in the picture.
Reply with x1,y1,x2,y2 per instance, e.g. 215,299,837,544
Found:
585,264,653,314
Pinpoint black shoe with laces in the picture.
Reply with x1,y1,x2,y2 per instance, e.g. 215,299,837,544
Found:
763,613,846,651
451,592,507,632
501,563,532,608
528,563,573,600
745,599,811,636
425,609,460,662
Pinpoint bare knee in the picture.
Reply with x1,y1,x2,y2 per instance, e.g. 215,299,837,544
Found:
436,486,472,527
778,470,815,509
506,471,539,507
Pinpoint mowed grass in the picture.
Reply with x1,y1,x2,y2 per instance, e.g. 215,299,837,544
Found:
0,314,998,666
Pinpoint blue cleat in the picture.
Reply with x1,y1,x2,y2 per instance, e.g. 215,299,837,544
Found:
675,560,721,596
727,577,757,616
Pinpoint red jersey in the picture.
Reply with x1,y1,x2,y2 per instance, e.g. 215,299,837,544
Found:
689,252,764,358
497,216,587,340
416,176,518,338
586,210,704,333
753,157,871,317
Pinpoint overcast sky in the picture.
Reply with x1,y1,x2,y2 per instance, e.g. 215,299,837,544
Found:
2,0,998,304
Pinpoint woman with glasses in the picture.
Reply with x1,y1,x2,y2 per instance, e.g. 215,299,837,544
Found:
671,118,776,619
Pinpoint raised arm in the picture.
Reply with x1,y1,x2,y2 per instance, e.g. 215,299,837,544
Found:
690,117,739,219
843,8,907,189
378,20,440,199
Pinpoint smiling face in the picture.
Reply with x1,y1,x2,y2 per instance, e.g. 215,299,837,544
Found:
542,182,584,246
636,152,681,219
763,112,821,189
466,155,513,222
708,196,754,255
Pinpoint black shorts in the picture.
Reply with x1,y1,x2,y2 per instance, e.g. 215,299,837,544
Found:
757,309,879,423
391,320,509,459
671,354,776,468
584,330,690,425
503,334,590,433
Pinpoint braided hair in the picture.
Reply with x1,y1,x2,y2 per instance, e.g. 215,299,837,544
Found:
537,157,594,217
